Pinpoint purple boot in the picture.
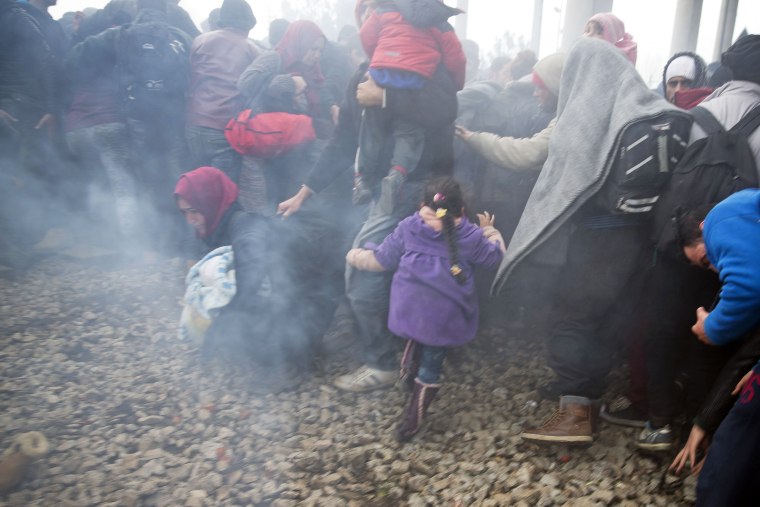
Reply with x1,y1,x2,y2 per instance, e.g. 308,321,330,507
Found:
398,340,421,392
396,378,440,442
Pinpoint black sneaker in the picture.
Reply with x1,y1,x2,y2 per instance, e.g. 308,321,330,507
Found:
635,422,674,452
600,396,647,428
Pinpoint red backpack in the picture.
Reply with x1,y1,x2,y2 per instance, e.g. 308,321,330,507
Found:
224,109,316,158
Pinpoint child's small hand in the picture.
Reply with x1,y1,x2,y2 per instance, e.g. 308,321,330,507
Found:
477,211,495,228
346,248,362,266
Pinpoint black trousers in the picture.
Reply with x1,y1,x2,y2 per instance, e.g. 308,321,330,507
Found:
546,224,647,399
642,254,725,426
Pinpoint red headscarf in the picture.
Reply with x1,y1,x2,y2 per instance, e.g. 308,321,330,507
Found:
275,19,326,83
174,167,239,238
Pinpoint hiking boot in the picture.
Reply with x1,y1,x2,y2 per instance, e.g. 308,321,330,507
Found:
352,177,372,205
600,396,647,428
521,395,594,444
396,379,440,442
635,422,674,452
334,365,396,392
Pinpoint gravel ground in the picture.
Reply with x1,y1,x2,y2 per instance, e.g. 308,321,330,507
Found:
0,256,694,506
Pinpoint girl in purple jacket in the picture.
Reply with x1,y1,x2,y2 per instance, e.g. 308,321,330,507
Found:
346,177,505,441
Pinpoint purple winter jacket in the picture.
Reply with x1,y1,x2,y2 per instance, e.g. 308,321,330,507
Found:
373,213,503,347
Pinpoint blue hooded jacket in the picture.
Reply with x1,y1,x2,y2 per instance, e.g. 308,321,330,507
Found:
703,189,760,344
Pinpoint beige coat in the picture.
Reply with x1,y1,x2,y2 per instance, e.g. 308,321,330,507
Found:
464,117,556,172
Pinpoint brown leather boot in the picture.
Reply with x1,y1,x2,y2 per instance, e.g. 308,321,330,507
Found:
395,379,440,442
521,395,594,444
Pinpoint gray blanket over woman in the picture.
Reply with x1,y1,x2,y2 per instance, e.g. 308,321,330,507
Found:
491,37,687,294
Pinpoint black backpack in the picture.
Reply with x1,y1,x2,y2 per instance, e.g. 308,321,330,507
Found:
118,22,189,117
598,111,693,214
652,104,760,255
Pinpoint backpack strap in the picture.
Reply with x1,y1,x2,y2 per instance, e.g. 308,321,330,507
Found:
729,104,760,137
690,106,725,135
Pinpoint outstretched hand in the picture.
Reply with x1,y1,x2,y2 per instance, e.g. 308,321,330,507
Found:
670,425,708,475
455,125,473,141
0,109,19,133
477,211,495,228
35,113,55,130
277,185,313,218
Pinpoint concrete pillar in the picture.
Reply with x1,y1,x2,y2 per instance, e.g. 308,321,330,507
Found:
531,0,544,53
560,0,613,51
713,0,739,60
670,0,703,54
455,0,469,40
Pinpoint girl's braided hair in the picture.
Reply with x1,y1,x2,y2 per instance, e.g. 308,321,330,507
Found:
423,177,466,285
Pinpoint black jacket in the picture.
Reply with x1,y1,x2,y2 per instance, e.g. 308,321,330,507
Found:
202,204,341,367
304,61,457,194
0,1,56,114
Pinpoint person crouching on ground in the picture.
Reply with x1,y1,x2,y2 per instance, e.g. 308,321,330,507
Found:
175,166,337,393
346,177,505,440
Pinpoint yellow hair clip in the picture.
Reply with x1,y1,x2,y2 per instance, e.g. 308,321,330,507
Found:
435,208,447,218
450,264,462,276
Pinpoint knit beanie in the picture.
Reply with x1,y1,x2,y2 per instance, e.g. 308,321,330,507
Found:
666,56,696,82
722,34,760,85
532,52,566,97
218,0,256,33
661,51,707,94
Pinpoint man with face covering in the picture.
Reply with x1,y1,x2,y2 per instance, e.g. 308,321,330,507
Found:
661,51,709,107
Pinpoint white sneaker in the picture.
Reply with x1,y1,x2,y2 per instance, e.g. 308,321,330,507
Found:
334,365,396,392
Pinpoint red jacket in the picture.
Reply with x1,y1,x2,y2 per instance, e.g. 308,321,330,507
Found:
360,8,466,91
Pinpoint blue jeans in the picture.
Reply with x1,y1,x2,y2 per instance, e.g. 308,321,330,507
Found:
185,125,242,182
546,224,646,398
417,345,447,384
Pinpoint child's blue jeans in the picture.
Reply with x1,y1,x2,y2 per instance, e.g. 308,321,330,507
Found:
417,344,447,384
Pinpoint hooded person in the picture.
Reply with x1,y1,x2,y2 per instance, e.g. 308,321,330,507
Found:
499,37,687,444
238,20,328,120
175,166,340,393
235,20,329,210
584,12,637,65
661,51,710,107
